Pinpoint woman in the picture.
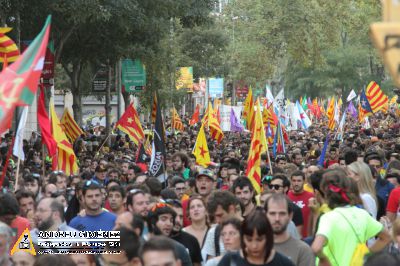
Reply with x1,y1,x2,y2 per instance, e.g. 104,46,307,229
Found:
218,207,294,266
347,161,378,218
184,195,210,263
205,218,241,266
311,169,391,266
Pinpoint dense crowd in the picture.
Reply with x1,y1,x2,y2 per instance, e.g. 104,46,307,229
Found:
1,108,400,266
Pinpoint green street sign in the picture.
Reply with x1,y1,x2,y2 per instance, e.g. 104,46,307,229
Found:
121,59,146,92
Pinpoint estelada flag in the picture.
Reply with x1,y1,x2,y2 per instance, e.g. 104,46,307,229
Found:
171,107,184,131
192,124,210,167
115,103,145,146
0,16,51,135
50,98,78,176
61,108,84,143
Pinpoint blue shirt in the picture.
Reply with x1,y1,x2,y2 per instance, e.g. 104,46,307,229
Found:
69,211,116,231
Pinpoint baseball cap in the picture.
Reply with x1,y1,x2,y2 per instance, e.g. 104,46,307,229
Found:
196,168,215,181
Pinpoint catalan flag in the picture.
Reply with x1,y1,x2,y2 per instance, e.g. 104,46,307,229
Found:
60,108,84,143
0,27,20,62
326,97,335,130
192,124,210,167
190,104,200,125
115,103,145,146
365,81,388,113
50,99,78,176
203,102,224,144
245,100,268,194
242,87,255,130
151,92,158,123
262,103,277,128
273,120,285,157
171,107,184,131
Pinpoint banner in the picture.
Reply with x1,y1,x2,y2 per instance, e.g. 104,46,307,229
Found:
220,105,243,131
208,78,224,98
176,67,193,91
121,59,146,92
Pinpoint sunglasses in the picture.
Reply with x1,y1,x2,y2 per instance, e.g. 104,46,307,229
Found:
84,180,100,188
151,202,171,212
268,184,283,190
262,175,273,184
52,170,64,175
128,189,144,196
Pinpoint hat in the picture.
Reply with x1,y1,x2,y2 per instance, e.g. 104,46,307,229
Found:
95,165,107,172
196,168,215,181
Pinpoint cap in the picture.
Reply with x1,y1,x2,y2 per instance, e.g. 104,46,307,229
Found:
95,165,107,172
196,168,216,181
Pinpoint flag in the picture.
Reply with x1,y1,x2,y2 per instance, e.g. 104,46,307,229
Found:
336,112,346,140
136,142,150,164
242,88,254,130
60,108,84,143
151,92,157,123
296,101,312,129
190,104,200,125
204,102,224,143
273,120,285,156
312,98,321,118
266,85,274,104
115,103,145,146
302,94,308,110
50,99,78,175
359,90,373,122
37,87,57,156
0,27,20,62
318,134,330,167
347,101,358,119
192,124,210,167
246,100,268,194
0,16,51,135
230,108,243,132
274,88,285,112
390,95,398,106
326,97,335,130
149,95,166,181
171,107,184,131
347,89,357,102
12,106,28,160
365,81,388,113
262,103,277,128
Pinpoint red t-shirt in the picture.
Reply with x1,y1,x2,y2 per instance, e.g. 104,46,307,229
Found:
387,187,400,213
287,190,314,238
10,216,31,250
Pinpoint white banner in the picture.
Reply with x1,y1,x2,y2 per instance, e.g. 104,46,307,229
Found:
220,105,243,131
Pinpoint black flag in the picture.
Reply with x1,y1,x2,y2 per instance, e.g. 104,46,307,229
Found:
149,93,166,181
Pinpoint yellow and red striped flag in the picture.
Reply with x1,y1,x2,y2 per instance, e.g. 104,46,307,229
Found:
115,103,145,146
60,108,84,143
0,27,20,62
365,81,388,113
203,102,224,143
326,97,335,130
171,107,184,131
50,99,78,176
242,87,255,130
151,92,158,123
246,99,268,194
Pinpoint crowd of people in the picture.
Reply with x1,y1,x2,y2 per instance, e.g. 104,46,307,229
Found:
1,108,400,266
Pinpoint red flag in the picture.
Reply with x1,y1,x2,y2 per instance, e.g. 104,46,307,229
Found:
37,87,57,156
0,16,51,135
190,104,200,125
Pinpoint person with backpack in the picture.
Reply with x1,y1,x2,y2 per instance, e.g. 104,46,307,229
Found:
311,169,391,266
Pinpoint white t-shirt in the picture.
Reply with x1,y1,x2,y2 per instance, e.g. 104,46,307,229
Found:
202,225,225,259
360,193,377,219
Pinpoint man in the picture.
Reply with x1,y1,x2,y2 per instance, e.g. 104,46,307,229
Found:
323,147,338,168
140,236,182,266
121,160,130,176
127,164,136,183
92,165,109,186
304,165,320,193
288,170,314,238
269,174,304,235
182,168,215,226
42,183,57,198
108,168,121,180
107,185,126,215
171,177,187,200
265,194,315,266
366,152,394,204
232,177,255,217
169,200,202,266
101,227,142,266
48,171,67,192
275,154,287,169
147,203,192,266
69,180,116,231
15,190,35,219
203,190,240,259
22,173,40,200
172,152,190,179
292,152,304,169
30,198,78,247
127,189,150,218
114,212,144,238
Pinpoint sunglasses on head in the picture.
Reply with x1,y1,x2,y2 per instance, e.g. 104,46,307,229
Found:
151,202,171,212
128,188,144,195
261,175,273,184
84,180,100,188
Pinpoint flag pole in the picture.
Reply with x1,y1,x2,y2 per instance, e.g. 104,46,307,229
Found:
266,145,273,175
94,133,111,159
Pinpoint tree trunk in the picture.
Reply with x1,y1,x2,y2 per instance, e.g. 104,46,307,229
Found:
63,60,83,125
122,89,130,110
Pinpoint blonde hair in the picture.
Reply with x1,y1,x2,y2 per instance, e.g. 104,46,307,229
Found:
347,161,378,204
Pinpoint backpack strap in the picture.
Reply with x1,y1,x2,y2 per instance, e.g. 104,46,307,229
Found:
214,225,221,256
